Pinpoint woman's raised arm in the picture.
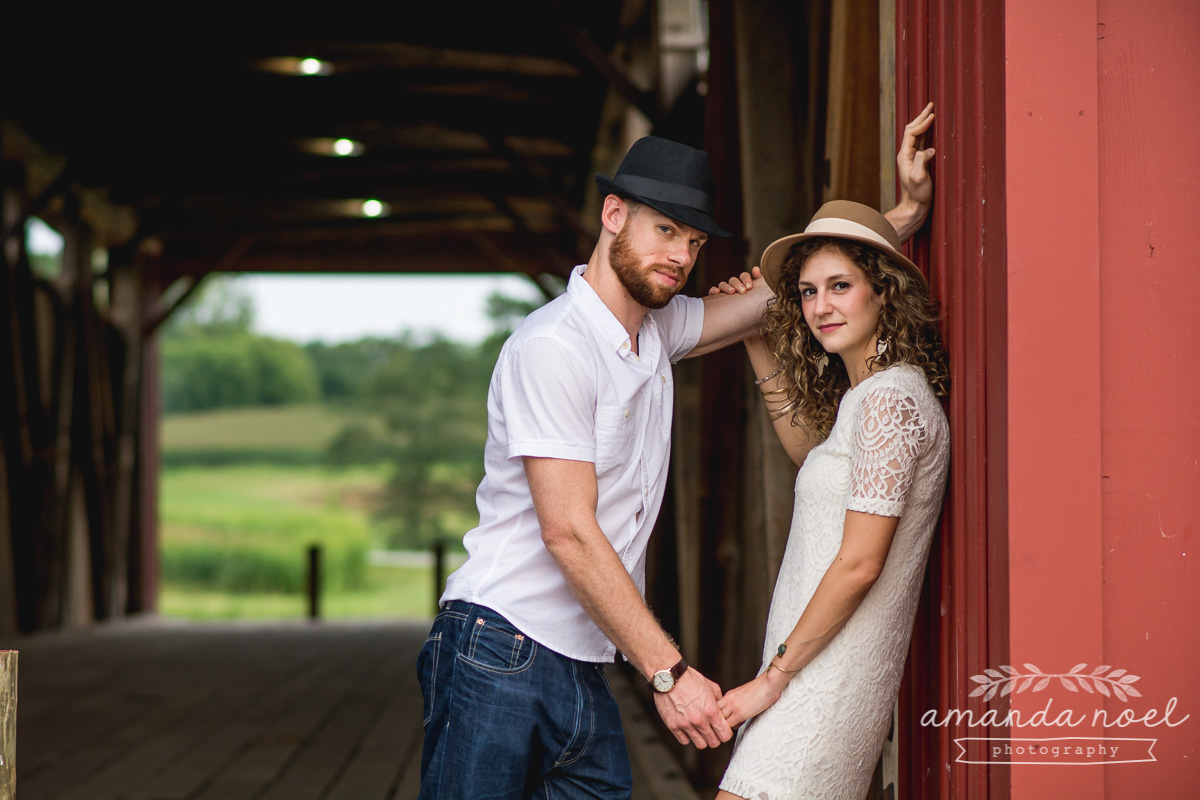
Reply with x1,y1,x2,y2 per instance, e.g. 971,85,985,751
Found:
707,267,819,467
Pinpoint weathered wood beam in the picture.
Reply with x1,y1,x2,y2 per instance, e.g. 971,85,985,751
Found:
159,230,573,282
106,242,146,617
164,196,568,232
553,8,661,125
2,163,59,633
143,275,204,339
0,650,14,800
70,208,116,621
0,169,27,636
479,187,583,279
0,164,71,243
487,134,597,246
143,235,250,336
37,215,81,629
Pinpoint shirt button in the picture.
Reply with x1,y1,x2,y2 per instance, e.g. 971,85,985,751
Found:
661,375,666,383
624,408,629,418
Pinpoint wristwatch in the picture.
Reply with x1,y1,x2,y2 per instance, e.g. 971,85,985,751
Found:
649,657,689,693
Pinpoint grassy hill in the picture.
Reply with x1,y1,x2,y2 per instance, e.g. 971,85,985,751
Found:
159,403,469,621
161,404,386,465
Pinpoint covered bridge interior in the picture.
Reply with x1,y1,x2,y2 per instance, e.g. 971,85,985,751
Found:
2,1,707,631
2,1,983,794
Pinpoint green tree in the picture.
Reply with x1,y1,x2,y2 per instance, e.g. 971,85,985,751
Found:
328,336,489,550
162,334,320,412
305,338,406,403
378,338,488,549
163,275,255,340
325,282,551,550
160,275,320,412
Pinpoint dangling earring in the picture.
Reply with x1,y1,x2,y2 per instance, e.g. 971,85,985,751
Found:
876,339,889,357
816,353,829,377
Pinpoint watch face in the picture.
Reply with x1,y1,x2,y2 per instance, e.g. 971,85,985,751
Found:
652,671,674,692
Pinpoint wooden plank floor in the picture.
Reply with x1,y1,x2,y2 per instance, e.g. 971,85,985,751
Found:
0,617,701,800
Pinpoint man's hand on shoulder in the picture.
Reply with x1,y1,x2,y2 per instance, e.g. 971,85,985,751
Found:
688,266,772,359
652,667,734,749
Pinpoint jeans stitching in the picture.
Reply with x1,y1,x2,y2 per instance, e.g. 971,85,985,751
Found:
460,614,537,674
555,662,590,767
580,668,597,763
456,639,538,675
422,632,441,727
596,664,616,700
467,617,485,659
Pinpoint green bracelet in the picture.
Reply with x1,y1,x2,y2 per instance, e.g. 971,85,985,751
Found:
770,642,800,674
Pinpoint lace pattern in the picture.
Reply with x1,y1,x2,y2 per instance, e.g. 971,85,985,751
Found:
719,365,949,800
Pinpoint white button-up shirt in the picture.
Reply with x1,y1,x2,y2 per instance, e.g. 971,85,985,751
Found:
441,264,704,661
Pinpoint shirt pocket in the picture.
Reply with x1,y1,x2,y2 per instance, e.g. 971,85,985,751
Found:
595,404,636,478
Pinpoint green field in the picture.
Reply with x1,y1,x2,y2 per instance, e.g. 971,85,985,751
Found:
159,405,474,621
163,404,383,450
161,404,387,466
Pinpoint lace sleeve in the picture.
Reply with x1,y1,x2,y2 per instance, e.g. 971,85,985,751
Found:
847,385,927,517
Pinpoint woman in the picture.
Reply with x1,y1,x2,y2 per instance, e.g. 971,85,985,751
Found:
709,200,951,800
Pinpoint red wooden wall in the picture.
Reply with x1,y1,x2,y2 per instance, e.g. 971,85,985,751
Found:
1094,1,1200,796
899,0,1200,797
1007,1,1200,797
1004,2,1105,797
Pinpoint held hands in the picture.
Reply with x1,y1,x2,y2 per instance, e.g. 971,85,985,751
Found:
653,667,734,749
898,102,936,210
707,265,763,296
716,669,787,729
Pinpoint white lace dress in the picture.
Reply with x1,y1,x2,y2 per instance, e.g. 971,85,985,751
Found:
720,365,950,800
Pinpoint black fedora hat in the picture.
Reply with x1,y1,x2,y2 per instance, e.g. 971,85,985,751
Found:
595,136,731,238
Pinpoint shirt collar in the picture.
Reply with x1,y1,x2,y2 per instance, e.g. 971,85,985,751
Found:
567,264,660,361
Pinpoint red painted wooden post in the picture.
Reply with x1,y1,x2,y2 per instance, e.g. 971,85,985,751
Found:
895,0,1009,797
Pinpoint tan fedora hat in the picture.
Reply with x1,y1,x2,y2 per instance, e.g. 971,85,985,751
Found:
759,200,924,293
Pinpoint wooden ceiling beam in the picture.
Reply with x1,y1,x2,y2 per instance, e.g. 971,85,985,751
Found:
549,3,661,125
488,134,597,245
263,41,583,78
159,229,573,280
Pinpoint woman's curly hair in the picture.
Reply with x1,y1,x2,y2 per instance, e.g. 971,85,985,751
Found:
760,237,949,442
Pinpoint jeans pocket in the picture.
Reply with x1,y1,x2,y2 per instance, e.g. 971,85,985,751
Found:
417,631,441,727
460,618,537,673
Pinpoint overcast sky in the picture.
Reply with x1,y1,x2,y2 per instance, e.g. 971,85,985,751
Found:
240,273,544,344
27,217,546,345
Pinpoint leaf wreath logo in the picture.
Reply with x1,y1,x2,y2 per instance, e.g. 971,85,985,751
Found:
969,664,1142,702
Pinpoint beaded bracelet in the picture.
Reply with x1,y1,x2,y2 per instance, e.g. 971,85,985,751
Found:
754,367,783,385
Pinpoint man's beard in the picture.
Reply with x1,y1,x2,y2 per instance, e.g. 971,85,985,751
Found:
608,225,684,310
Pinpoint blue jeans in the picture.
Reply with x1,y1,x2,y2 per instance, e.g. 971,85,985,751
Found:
417,601,633,800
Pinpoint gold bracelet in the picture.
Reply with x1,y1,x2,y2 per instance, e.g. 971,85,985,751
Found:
768,660,801,675
760,386,789,398
768,399,797,420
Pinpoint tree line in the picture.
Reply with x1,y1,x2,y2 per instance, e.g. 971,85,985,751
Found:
162,275,545,549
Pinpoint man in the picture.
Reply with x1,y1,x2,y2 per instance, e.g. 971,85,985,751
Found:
419,108,934,800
